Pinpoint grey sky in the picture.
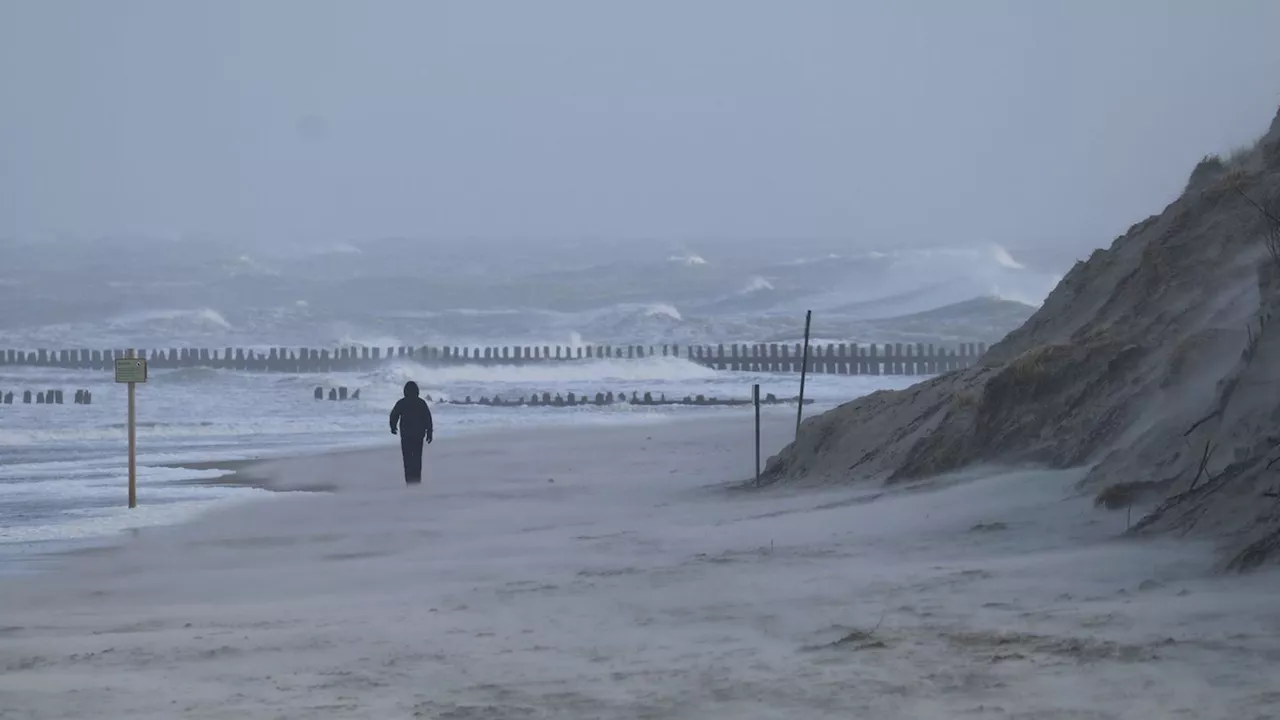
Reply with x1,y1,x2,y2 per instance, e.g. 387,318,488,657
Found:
2,0,1277,258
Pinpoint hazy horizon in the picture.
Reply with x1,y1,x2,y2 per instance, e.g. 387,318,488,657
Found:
2,0,1278,267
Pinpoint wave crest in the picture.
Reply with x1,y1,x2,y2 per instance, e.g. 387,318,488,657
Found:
107,307,234,332
739,276,775,294
667,253,708,267
342,356,718,392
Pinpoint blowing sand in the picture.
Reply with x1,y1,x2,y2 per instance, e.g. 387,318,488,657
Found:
1,410,1278,719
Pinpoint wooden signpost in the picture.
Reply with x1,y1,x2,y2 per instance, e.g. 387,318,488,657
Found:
115,350,147,508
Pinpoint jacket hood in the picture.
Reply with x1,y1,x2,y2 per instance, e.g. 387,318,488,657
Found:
403,381,419,398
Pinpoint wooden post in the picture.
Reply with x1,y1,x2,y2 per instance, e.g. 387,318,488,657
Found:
111,349,148,508
796,310,812,440
128,350,137,507
753,383,761,487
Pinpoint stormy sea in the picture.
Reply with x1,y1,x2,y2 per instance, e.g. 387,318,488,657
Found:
0,235,1057,564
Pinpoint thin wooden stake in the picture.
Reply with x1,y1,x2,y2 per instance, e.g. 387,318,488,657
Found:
795,310,812,440
127,348,137,509
754,383,761,486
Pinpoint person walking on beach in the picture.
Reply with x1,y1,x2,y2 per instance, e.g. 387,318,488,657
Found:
389,381,433,484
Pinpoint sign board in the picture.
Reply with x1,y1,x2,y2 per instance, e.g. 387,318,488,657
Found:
114,357,148,384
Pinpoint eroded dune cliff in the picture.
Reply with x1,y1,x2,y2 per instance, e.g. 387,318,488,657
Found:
762,107,1280,569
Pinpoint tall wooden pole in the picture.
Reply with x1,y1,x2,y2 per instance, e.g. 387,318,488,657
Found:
127,348,137,509
795,310,812,440
753,383,761,486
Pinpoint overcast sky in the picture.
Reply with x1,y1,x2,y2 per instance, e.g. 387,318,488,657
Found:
1,0,1278,258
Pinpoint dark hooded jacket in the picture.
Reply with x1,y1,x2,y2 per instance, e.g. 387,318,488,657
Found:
390,381,433,438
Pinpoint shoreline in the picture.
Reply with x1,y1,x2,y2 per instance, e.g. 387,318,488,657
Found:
158,456,342,493
2,407,803,574
0,360,895,573
159,402,825,494
0,446,376,573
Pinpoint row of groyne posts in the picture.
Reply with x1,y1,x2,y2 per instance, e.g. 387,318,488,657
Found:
312,386,810,408
0,341,988,375
0,389,93,404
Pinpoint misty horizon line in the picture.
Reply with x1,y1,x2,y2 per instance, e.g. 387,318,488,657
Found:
0,232,1087,263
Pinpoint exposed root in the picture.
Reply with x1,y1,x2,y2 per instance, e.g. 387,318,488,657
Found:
1227,526,1280,572
1188,439,1217,493
1243,317,1269,363
1134,461,1237,534
1094,480,1168,510
1267,443,1280,470
1233,187,1280,267
1183,410,1222,438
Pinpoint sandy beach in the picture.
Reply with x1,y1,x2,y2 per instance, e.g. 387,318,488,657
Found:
2,410,1279,719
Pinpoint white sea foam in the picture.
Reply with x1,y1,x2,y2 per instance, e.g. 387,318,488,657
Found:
739,276,775,294
106,307,234,332
0,486,281,545
667,253,708,266
767,246,1059,318
641,303,683,321
991,243,1026,269
226,254,281,277
331,331,406,350
335,356,723,390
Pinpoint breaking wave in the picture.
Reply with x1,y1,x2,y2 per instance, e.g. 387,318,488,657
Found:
667,253,708,266
107,307,234,332
738,276,775,294
350,356,718,390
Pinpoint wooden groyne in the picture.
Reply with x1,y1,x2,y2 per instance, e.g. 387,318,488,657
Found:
315,386,361,401
311,388,811,408
0,341,987,376
0,389,92,404
444,391,813,408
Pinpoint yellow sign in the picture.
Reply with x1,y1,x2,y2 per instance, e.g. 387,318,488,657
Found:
115,357,148,383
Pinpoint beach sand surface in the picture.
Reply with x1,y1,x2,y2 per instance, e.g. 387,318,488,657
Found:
2,410,1279,719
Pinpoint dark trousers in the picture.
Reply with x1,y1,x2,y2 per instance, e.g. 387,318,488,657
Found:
400,433,425,482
